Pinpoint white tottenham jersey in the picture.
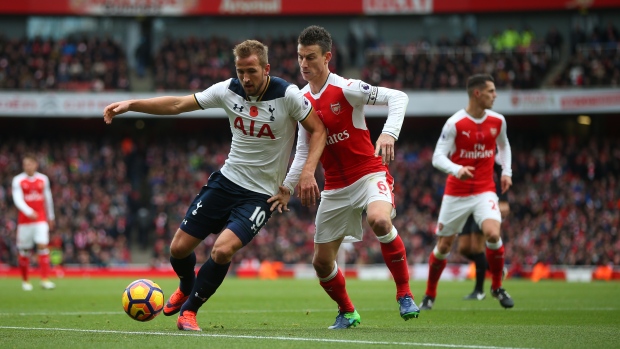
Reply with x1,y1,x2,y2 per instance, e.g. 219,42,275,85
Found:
194,76,312,196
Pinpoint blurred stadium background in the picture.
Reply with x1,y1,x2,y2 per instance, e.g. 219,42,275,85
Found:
0,0,619,283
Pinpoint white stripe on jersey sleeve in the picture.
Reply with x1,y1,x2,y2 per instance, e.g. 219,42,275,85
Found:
282,125,309,195
376,86,407,140
496,116,512,177
12,174,35,216
342,80,407,140
432,118,462,176
43,174,55,220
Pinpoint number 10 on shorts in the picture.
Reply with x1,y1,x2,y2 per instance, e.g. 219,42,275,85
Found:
249,206,266,234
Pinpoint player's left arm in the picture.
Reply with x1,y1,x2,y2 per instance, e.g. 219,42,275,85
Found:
12,176,36,219
374,87,408,165
297,108,326,206
43,175,55,230
496,117,512,194
274,89,326,210
344,81,408,165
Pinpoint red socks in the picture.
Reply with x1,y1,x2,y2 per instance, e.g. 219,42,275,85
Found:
319,268,355,313
19,255,30,282
38,253,51,280
380,235,412,299
425,252,447,299
486,245,505,290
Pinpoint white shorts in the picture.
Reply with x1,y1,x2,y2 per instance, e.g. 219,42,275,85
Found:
16,222,50,249
315,172,395,244
436,192,501,237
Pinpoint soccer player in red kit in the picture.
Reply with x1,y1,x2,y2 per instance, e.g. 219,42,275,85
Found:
12,154,56,291
420,74,514,310
284,26,419,329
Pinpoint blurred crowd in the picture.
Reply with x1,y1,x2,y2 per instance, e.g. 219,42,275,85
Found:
554,22,620,87
1,22,618,92
1,132,618,270
0,35,130,91
361,26,556,90
151,35,339,91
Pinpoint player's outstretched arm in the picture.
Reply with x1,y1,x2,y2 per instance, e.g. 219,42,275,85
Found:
297,109,326,207
103,95,200,124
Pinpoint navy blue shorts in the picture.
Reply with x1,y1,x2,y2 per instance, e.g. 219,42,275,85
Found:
179,171,273,246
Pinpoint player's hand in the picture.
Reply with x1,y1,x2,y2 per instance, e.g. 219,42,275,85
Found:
48,220,55,230
26,212,38,220
456,166,475,180
500,175,512,194
298,171,320,207
374,133,396,165
267,186,291,213
103,101,131,124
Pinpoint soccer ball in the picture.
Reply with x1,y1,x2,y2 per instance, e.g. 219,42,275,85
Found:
121,279,165,322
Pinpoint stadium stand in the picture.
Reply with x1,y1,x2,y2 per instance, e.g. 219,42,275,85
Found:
1,129,618,272
0,6,619,280
0,35,129,91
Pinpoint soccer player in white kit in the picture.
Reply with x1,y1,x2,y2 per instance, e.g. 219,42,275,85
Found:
419,74,514,310
284,26,419,329
103,40,326,331
12,154,56,291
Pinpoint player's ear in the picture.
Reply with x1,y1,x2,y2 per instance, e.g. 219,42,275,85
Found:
325,51,332,65
264,63,270,76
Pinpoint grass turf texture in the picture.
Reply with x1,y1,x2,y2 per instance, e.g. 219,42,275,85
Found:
0,278,618,349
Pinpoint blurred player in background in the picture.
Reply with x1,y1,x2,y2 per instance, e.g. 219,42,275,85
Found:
12,154,56,291
457,157,510,301
420,74,514,310
283,26,419,329
103,39,326,331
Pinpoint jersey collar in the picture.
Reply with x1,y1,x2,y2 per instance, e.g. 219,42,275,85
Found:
246,76,271,102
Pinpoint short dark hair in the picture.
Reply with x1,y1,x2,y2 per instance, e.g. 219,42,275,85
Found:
466,74,494,96
298,25,332,55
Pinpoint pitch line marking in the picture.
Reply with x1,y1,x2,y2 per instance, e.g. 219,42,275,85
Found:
0,307,616,317
0,326,539,349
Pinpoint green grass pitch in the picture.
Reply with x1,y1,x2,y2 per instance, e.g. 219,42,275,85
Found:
0,277,618,349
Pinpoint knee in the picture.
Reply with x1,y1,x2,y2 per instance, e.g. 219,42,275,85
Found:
486,233,501,244
436,239,453,255
210,245,235,264
367,214,392,236
484,228,501,243
169,242,190,259
312,256,333,277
